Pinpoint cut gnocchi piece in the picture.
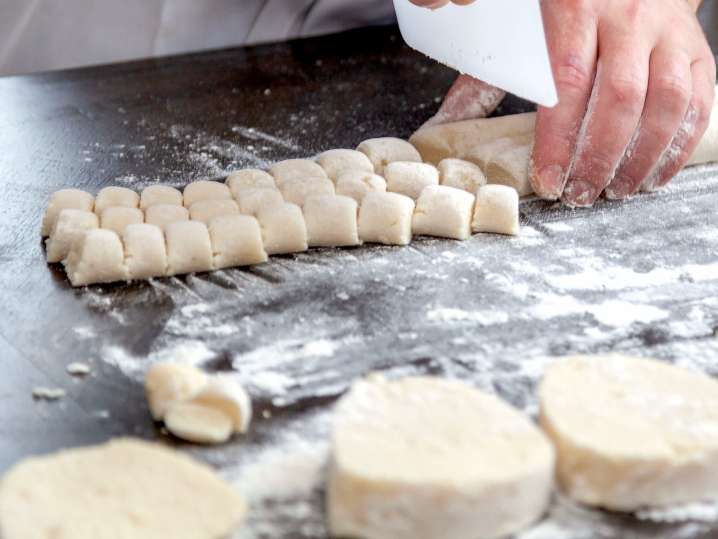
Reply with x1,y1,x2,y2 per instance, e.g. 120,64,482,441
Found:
140,185,183,209
356,137,422,174
189,199,239,224
144,204,189,230
226,169,276,199
63,228,128,286
335,170,387,205
208,215,268,269
358,192,415,246
317,149,374,182
485,144,533,196
412,185,475,240
438,158,487,194
188,376,252,434
164,402,233,445
45,209,99,263
257,203,308,255
280,177,335,207
100,207,144,235
269,159,328,187
236,188,284,217
303,195,360,247
94,186,139,215
41,188,94,237
183,180,232,208
472,185,520,236
384,161,439,200
165,221,213,275
122,223,168,279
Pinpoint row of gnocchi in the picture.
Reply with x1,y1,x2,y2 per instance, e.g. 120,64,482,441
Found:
41,138,521,286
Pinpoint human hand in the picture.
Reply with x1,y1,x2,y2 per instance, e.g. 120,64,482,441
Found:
409,0,475,9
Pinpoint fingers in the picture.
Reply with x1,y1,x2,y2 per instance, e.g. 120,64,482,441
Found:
529,5,598,200
420,75,505,129
605,47,692,199
408,0,450,7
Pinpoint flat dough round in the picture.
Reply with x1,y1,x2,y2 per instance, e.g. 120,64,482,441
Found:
327,375,554,539
540,354,718,511
0,438,246,539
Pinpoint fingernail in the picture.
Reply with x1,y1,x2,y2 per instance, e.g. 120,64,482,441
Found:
533,165,564,200
604,176,633,200
562,180,598,207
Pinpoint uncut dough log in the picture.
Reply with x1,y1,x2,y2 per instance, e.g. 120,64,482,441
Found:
140,185,183,209
358,192,415,246
356,137,422,174
270,159,328,187
438,158,487,194
63,229,129,286
335,170,387,204
0,438,246,539
189,199,239,224
188,376,252,434
94,186,140,215
100,206,144,235
469,137,519,171
165,221,213,275
384,162,439,200
183,180,232,207
688,91,718,166
304,195,360,247
412,185,475,240
122,224,168,279
145,362,208,421
317,149,374,181
45,209,99,263
472,185,520,236
540,354,718,511
237,188,284,216
41,188,94,237
280,177,335,207
226,169,276,199
209,215,268,269
327,374,554,539
144,204,189,230
257,203,308,255
164,402,233,444
485,143,534,196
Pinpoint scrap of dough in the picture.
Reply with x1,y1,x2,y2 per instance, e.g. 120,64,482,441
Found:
269,159,328,187
472,185,520,236
257,202,308,255
41,188,94,237
0,438,246,539
237,188,284,217
303,195,360,247
226,169,276,199
66,362,91,376
280,177,335,207
189,199,239,224
335,170,387,204
164,402,233,444
317,149,374,181
144,204,189,230
94,186,140,215
63,229,129,286
122,223,168,279
100,206,144,235
540,354,718,511
384,162,440,200
469,137,518,171
32,387,66,400
358,192,415,246
209,215,268,269
412,185,475,240
45,209,99,263
438,158,487,194
327,374,554,539
139,185,183,209
485,143,534,196
188,376,253,434
356,137,422,174
182,180,232,208
165,221,213,275
144,362,208,421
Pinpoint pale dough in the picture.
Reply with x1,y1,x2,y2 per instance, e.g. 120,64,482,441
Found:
165,221,213,275
182,180,232,208
485,143,534,196
208,215,268,269
237,188,284,217
139,185,183,209
144,362,208,421
63,229,128,286
164,402,233,444
327,374,554,539
472,185,520,236
269,158,328,187
94,186,140,215
188,376,253,434
303,195,360,247
335,170,387,204
540,354,718,511
356,137,422,174
189,199,239,224
468,137,517,171
280,177,335,207
122,223,168,279
317,148,374,181
41,188,94,237
0,438,246,539
358,192,415,246
100,206,144,235
45,209,99,263
384,161,439,200
257,202,308,255
144,204,189,230
412,185,475,240
226,168,276,198
438,158,487,194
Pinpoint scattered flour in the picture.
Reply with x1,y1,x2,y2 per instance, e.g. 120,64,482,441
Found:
102,340,215,378
426,307,509,325
636,501,718,523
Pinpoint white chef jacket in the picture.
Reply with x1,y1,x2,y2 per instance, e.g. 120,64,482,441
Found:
0,0,397,76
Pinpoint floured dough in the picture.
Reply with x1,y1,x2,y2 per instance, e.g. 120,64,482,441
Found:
208,215,268,269
412,185,475,240
63,229,128,286
226,169,276,198
384,162,439,200
358,192,415,246
122,224,167,279
327,374,554,539
269,159,328,187
100,206,144,235
237,188,284,217
485,143,533,196
303,195,360,247
469,137,517,171
335,170,387,204
188,376,252,434
317,149,374,181
472,185,520,236
144,204,189,230
140,185,183,209
165,221,213,275
257,202,308,255
45,209,99,263
540,354,718,511
94,186,140,215
144,362,208,421
438,158,487,194
164,402,233,444
280,177,335,207
182,180,232,208
356,137,422,174
189,199,239,224
0,438,246,539
41,188,94,237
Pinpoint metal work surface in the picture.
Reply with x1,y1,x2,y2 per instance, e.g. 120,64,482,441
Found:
1,22,718,539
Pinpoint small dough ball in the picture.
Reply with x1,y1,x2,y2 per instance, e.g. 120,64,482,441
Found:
183,180,232,208
41,188,94,237
269,159,328,187
94,186,140,215
144,362,208,421
438,158,487,194
164,402,233,445
226,169,276,199
100,206,144,235
356,137,422,174
327,375,554,539
122,224,168,279
467,137,516,170
540,354,718,511
63,229,129,286
303,195,360,247
413,185,475,240
485,144,533,196
140,185,183,209
188,376,252,434
384,161,439,200
472,185,520,236
189,199,239,224
358,192,415,246
209,215,268,269
165,221,213,275
317,149,374,181
257,203,308,255
45,209,99,263
280,177,335,207
0,438,246,539
145,204,189,230
335,170,387,204
237,188,284,217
